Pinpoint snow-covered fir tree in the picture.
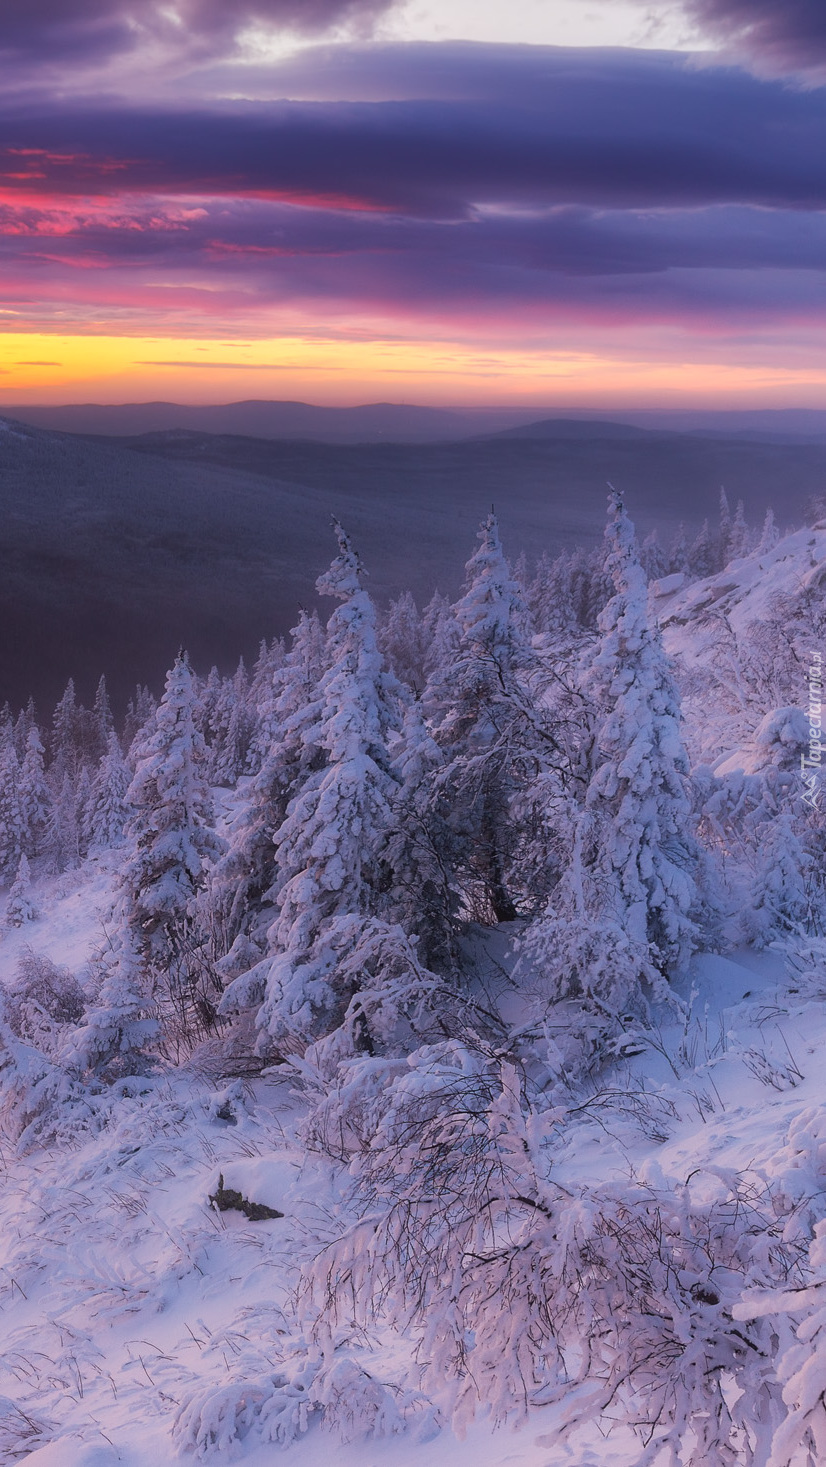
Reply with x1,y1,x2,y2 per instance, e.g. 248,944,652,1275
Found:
44,773,83,874
757,506,780,555
119,653,225,1043
5,853,35,927
383,695,458,969
729,498,751,559
421,589,459,681
212,608,328,966
746,811,811,947
667,522,689,575
717,487,732,569
50,679,81,785
207,659,255,786
583,490,700,973
423,513,538,925
379,590,428,694
85,730,132,851
226,523,402,1053
18,726,50,859
688,517,714,578
641,528,667,583
522,491,700,1018
0,738,23,883
122,683,157,758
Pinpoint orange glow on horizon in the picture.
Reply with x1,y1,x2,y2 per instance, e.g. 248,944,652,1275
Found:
1,331,826,410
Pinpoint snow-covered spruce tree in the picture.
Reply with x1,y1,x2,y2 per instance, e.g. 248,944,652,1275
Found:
757,507,780,556
584,490,701,968
224,524,402,1055
689,517,714,579
641,528,667,583
382,695,460,971
76,673,114,767
43,772,82,873
122,683,157,759
0,737,23,883
522,491,700,1020
5,853,35,927
422,514,539,925
746,811,811,947
59,927,159,1079
210,608,328,970
421,590,459,682
527,550,572,635
379,590,428,694
667,522,689,575
49,678,82,785
18,726,49,859
729,498,751,559
11,696,37,759
716,487,733,570
84,730,132,851
117,653,225,1048
246,633,286,734
734,1215,826,1467
207,659,255,787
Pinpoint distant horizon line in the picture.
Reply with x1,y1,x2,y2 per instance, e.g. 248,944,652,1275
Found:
4,399,826,417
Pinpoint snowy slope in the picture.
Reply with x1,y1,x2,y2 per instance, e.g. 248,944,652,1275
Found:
655,522,826,638
652,522,826,769
4,519,826,1464
1,855,824,1465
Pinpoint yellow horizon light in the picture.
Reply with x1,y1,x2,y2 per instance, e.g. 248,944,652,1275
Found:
0,332,825,407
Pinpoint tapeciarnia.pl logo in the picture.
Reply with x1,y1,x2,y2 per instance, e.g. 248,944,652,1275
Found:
802,650,823,808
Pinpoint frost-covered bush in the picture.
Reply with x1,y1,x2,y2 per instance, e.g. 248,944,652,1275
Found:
783,936,826,1003
252,915,484,1067
172,1340,433,1458
0,1003,96,1152
4,947,85,1054
736,1216,826,1467
305,1045,794,1460
753,706,810,772
60,934,158,1078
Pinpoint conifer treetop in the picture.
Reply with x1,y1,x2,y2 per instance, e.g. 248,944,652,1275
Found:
316,519,366,603
453,512,527,661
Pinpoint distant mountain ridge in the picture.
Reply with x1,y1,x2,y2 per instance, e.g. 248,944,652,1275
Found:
5,400,826,444
1,400,536,443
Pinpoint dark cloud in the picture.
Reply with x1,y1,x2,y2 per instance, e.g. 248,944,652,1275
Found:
680,0,826,71
0,44,824,337
5,199,826,279
1,49,826,216
0,0,391,63
3,198,826,327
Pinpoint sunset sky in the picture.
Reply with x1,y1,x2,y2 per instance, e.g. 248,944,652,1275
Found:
1,0,825,408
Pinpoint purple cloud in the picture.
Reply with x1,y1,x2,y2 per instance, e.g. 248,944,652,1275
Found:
1,48,826,216
3,197,826,329
680,0,826,71
0,0,392,63
0,44,825,340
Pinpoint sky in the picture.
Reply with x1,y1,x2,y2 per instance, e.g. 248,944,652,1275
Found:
1,0,825,409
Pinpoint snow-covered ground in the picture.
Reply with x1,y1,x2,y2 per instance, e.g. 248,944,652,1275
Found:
1,861,823,1466
3,506,826,1465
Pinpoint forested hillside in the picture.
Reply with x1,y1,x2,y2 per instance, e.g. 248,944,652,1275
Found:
0,489,824,1467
